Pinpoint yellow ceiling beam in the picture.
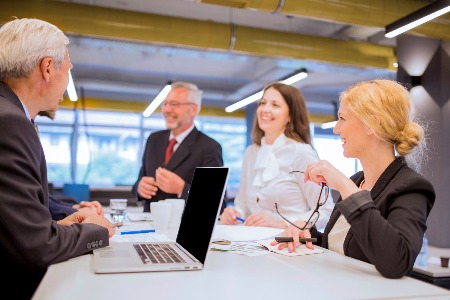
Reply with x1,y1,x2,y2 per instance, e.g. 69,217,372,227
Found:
0,0,395,70
200,0,450,41
235,26,394,69
58,96,246,118
58,96,328,122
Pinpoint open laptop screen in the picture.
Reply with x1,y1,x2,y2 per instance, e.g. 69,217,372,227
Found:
176,167,229,264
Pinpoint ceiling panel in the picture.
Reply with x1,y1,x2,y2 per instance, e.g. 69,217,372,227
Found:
9,0,447,118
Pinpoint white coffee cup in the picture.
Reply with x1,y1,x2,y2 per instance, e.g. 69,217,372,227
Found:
150,201,172,230
165,199,186,229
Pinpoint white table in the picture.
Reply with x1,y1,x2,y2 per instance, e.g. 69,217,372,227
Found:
412,246,450,290
32,215,450,300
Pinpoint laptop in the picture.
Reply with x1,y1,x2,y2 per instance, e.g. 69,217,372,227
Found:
92,167,230,273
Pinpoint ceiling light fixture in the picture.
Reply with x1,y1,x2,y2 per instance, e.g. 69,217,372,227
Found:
67,70,78,102
143,81,172,117
320,120,337,129
385,0,450,38
225,68,308,113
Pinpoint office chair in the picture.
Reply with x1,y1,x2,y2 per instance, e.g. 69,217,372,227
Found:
62,183,90,203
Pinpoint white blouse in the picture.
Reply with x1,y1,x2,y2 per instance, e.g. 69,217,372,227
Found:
233,134,334,231
328,214,351,255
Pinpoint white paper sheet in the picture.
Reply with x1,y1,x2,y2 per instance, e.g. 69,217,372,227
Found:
212,224,284,242
257,239,324,257
110,223,172,243
210,241,269,256
127,212,153,221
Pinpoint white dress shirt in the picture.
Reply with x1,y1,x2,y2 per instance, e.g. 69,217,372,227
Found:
233,134,334,231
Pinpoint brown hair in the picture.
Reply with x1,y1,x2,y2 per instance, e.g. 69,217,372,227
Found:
251,82,312,146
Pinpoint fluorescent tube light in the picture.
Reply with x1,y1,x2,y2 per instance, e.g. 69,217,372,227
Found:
281,69,308,85
320,121,337,129
385,0,450,38
143,83,172,117
67,70,78,102
225,69,308,113
225,91,263,113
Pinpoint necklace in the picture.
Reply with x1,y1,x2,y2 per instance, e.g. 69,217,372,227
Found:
359,179,365,189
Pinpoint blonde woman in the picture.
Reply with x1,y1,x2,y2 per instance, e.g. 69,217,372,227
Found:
273,79,435,279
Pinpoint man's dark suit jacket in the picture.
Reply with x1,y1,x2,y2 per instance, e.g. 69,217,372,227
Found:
49,195,77,220
0,82,109,299
132,128,223,212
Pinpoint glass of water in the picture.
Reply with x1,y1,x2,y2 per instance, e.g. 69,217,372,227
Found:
110,199,128,226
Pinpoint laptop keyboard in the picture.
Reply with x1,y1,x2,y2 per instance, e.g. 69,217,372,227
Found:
134,243,187,264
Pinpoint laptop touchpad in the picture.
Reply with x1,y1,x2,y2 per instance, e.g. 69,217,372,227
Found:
99,250,131,258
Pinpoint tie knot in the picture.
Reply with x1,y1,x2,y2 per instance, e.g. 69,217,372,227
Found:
168,138,177,147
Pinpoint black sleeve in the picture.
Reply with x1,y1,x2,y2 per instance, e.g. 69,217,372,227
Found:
48,195,77,221
310,225,323,246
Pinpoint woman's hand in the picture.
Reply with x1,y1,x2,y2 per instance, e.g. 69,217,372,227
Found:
245,211,287,228
270,220,314,252
304,160,358,199
220,206,243,225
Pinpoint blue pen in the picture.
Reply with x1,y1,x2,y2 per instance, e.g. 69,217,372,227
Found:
120,229,155,235
235,216,245,223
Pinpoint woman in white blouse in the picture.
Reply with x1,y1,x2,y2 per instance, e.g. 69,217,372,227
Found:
220,82,334,230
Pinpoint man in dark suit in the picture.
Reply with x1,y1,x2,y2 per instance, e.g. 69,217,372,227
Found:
0,18,114,299
132,81,223,212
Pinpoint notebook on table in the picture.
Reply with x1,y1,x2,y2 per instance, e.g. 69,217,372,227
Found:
92,167,230,273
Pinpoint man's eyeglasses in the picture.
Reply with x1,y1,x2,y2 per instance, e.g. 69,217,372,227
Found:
275,170,330,231
162,101,195,108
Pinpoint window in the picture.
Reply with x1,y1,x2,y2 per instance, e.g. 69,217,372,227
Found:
312,126,363,177
37,109,361,197
37,109,246,196
197,117,246,198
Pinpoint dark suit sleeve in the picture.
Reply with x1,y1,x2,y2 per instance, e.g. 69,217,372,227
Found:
0,112,109,268
181,136,223,199
48,195,77,221
1,85,110,298
336,174,434,278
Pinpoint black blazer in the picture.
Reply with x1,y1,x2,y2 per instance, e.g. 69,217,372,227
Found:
49,195,77,220
132,128,223,212
311,156,435,278
0,82,110,299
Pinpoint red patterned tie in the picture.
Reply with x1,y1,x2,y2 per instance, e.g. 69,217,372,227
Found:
164,138,177,165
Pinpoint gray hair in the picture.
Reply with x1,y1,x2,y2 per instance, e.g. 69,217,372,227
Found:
0,18,69,80
171,81,202,113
